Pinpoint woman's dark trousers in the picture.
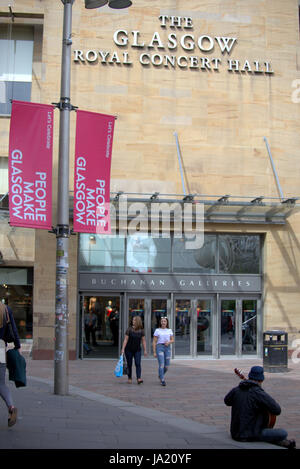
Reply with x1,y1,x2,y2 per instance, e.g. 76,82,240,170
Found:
125,350,142,379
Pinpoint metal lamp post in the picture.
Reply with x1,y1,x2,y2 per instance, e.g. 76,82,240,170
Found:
54,0,132,395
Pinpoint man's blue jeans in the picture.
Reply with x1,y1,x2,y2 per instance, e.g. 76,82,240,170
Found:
258,428,288,443
156,344,171,382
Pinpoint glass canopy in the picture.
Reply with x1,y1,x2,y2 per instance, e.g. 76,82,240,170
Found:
108,193,300,225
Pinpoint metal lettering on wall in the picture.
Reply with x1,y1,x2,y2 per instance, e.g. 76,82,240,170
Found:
74,15,274,75
79,273,261,293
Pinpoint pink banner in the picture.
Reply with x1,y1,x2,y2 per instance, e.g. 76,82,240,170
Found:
8,100,54,230
73,110,115,234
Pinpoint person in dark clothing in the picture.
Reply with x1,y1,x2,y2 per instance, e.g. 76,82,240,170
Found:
0,303,21,427
121,316,147,384
109,308,119,346
84,297,98,346
224,365,296,449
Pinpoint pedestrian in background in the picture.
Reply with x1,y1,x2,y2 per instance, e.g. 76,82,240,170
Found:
0,302,21,427
84,297,98,346
152,317,174,387
121,316,147,384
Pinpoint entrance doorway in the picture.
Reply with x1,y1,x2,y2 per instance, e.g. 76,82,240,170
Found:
196,298,213,355
127,296,169,357
126,295,214,358
78,293,260,359
79,294,121,359
219,297,259,357
220,298,236,355
174,297,214,357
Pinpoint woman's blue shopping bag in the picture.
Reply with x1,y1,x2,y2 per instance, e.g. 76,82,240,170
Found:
114,354,123,377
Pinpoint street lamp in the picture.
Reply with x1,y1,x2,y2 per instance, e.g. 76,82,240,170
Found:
54,0,132,395
85,1,132,9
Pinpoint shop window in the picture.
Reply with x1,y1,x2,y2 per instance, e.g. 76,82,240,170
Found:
0,24,34,115
219,234,260,274
79,232,261,275
79,234,125,272
0,267,33,340
173,234,216,273
126,232,171,273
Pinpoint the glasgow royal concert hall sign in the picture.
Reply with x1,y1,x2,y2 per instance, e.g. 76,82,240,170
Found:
73,15,274,74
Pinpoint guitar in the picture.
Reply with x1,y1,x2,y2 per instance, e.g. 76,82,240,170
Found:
234,368,276,428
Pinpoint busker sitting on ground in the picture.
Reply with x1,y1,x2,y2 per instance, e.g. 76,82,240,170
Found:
224,365,296,449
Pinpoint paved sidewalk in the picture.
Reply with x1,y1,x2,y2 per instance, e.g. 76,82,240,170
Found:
0,355,299,450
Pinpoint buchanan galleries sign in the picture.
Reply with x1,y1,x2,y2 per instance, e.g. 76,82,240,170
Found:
73,14,274,74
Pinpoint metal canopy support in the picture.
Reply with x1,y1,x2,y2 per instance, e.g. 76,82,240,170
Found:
150,192,159,200
266,198,297,221
264,137,284,201
183,194,195,202
251,196,264,204
174,132,187,195
206,195,230,218
113,191,123,201
237,196,264,217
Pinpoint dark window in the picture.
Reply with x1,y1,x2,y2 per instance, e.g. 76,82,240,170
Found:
173,234,216,273
219,234,260,274
79,234,125,272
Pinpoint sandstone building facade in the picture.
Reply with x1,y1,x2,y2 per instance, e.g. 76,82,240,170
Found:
1,0,300,361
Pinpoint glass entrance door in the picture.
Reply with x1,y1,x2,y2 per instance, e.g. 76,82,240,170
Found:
151,298,168,339
127,296,169,356
242,299,257,355
220,299,236,355
197,299,213,355
80,294,121,359
173,297,214,357
219,297,259,356
175,299,191,355
128,297,145,327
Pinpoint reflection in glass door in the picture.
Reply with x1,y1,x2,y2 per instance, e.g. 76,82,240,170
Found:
221,299,236,355
80,295,120,359
242,299,257,354
128,298,145,328
151,299,167,337
175,299,191,355
127,297,168,356
197,299,212,355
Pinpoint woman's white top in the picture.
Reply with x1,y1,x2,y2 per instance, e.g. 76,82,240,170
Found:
0,340,6,364
153,328,173,345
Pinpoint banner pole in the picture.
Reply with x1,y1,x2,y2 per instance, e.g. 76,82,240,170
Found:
54,0,74,396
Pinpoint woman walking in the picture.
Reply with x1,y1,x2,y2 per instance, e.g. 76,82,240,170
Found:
153,317,174,386
0,302,21,427
121,316,147,384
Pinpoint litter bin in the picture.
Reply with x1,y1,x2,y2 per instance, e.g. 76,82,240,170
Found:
263,330,288,372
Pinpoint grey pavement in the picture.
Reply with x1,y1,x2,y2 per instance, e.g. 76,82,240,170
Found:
0,355,299,451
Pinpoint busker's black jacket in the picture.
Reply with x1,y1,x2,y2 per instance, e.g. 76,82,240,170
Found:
224,380,282,441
